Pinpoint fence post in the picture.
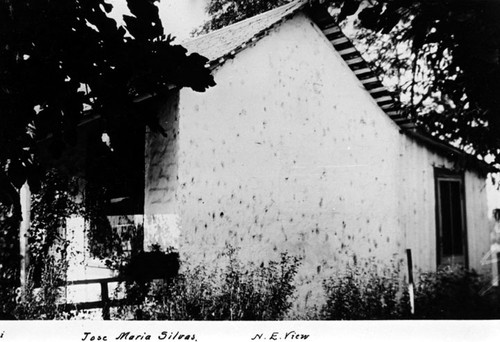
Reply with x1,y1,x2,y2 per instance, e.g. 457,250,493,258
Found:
406,249,415,315
497,253,500,288
100,281,110,320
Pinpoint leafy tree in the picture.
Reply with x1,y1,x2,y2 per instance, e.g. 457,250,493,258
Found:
198,0,500,166
0,0,216,218
345,0,500,166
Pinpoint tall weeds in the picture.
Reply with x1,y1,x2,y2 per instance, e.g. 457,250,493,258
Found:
114,248,301,320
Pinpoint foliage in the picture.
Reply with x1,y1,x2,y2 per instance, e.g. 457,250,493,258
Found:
122,248,180,284
13,256,69,320
0,170,136,317
0,171,78,317
113,248,301,320
29,170,80,274
194,0,291,35
413,266,500,319
321,262,500,320
28,169,127,279
321,261,409,320
0,205,20,318
0,166,145,319
5,247,500,320
0,167,129,319
81,183,125,263
114,245,180,310
345,0,500,166
0,0,215,215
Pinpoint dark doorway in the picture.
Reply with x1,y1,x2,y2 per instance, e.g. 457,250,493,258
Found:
435,168,468,268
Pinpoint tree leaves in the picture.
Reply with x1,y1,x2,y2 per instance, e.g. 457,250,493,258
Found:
195,0,291,35
353,1,500,165
338,0,359,22
124,0,163,41
0,0,215,213
358,5,383,31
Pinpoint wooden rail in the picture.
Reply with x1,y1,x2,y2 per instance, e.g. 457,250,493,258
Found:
62,277,125,320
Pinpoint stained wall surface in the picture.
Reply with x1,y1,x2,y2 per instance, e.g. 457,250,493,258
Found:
144,13,492,311
144,94,181,251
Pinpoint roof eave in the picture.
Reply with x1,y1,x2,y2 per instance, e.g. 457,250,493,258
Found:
404,129,499,175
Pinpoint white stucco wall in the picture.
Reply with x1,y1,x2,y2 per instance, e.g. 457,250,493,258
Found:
144,94,181,251
144,13,492,311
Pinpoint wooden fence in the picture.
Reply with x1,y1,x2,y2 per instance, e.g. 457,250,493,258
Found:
61,277,126,320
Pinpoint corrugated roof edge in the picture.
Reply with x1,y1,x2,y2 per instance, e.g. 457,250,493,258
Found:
306,5,413,127
305,4,499,173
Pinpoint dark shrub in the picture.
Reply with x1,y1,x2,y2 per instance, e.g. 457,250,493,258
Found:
113,248,301,320
322,262,500,320
321,263,409,320
123,250,180,283
413,266,500,319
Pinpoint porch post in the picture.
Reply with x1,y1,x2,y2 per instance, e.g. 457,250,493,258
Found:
19,183,31,298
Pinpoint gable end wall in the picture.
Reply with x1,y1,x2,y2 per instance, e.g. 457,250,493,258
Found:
144,13,492,312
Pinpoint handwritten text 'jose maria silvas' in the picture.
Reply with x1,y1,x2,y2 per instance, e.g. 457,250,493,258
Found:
81,331,198,341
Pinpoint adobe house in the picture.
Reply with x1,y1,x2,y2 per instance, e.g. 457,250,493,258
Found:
16,0,497,312
142,0,497,309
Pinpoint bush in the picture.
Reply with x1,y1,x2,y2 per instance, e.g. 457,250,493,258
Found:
321,262,409,320
13,256,69,320
321,261,500,320
413,266,500,319
113,248,302,320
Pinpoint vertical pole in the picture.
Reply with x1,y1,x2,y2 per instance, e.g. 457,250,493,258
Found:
19,183,31,299
406,248,415,315
101,281,110,320
497,253,500,288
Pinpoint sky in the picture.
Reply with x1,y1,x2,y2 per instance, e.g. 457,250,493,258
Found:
108,0,208,41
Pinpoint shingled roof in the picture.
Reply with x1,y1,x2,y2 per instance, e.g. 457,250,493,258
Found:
183,0,497,173
183,0,308,63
